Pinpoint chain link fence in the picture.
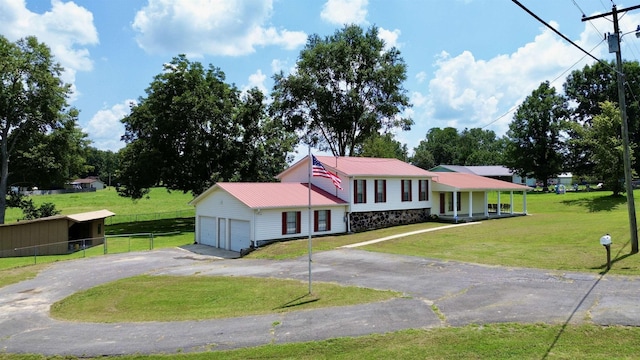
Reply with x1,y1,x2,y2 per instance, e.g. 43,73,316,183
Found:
105,209,195,225
1,231,181,266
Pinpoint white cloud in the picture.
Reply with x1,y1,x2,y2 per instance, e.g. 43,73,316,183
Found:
320,0,368,25
242,69,268,94
378,27,401,50
415,71,428,84
84,100,136,152
132,0,306,56
411,19,616,139
0,0,99,101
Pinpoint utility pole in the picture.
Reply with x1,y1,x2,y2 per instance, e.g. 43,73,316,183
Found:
583,5,640,254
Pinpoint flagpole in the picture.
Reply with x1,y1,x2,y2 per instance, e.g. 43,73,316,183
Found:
307,147,312,294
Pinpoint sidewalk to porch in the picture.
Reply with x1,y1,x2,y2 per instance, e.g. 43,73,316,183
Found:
436,212,527,223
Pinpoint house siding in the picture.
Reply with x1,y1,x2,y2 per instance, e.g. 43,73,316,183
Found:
350,177,432,212
194,190,254,246
254,206,347,247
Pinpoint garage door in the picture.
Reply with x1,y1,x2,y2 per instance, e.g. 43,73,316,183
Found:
230,219,251,252
199,216,217,246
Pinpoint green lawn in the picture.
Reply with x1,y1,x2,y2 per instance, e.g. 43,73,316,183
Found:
3,324,640,359
50,275,400,322
3,188,640,359
4,187,195,224
249,190,640,274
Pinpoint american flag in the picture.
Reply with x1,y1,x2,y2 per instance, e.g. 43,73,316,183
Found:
312,155,343,190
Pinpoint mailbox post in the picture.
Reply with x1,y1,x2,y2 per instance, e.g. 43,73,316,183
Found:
600,234,612,271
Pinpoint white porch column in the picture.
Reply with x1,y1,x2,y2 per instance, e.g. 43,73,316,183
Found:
453,190,458,219
523,191,528,214
468,191,473,218
484,192,489,216
510,191,514,214
497,192,501,215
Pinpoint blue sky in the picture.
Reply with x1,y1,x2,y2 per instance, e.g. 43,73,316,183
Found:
3,0,640,159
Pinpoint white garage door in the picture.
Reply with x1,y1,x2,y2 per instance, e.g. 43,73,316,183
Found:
230,219,251,252
199,216,217,246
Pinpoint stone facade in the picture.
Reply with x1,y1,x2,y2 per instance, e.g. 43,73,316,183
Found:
349,208,431,232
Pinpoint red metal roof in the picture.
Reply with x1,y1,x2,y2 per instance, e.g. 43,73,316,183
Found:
313,156,436,177
215,182,347,209
432,173,531,191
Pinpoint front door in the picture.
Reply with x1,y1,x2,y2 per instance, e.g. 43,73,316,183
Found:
439,193,445,214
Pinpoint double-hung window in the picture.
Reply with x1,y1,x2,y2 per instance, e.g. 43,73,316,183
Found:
419,179,428,201
354,179,367,204
314,210,331,232
281,211,301,235
401,179,412,202
375,180,386,203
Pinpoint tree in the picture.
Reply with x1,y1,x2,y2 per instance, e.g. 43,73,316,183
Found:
271,25,412,156
354,132,408,160
231,88,296,182
85,147,120,187
411,140,436,170
9,108,90,189
119,56,294,199
415,127,460,166
457,128,506,165
504,82,569,188
0,36,70,224
575,101,631,195
564,60,640,175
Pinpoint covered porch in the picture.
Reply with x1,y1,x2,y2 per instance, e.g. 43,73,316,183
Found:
431,172,531,223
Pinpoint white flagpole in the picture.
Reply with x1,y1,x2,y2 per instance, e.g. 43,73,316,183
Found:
307,147,312,294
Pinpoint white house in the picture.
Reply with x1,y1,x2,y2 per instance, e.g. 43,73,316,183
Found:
191,156,531,253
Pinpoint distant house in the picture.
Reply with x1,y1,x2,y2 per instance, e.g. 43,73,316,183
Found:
191,156,531,253
0,210,115,257
70,177,105,190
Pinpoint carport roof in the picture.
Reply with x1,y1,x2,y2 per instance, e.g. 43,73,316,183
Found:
0,209,115,227
432,173,531,191
191,182,348,209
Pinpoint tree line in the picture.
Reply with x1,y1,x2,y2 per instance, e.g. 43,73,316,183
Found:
1,25,638,223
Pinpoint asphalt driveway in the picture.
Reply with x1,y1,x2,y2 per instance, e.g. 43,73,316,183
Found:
1,246,640,356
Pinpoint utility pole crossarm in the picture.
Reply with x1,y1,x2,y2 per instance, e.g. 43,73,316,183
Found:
581,4,640,21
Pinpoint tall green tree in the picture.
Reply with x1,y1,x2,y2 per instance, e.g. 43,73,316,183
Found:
354,132,408,160
574,101,631,195
119,55,240,199
9,108,90,189
457,128,506,165
411,140,436,170
504,81,569,188
119,56,294,199
271,25,412,156
231,88,296,182
0,36,70,224
85,147,120,187
564,60,640,176
416,127,460,166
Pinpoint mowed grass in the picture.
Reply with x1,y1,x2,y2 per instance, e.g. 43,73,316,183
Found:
3,324,640,359
50,275,400,322
250,190,640,274
3,187,195,224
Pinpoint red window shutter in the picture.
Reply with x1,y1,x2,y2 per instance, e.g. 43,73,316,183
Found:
401,180,405,200
296,211,301,233
363,180,367,203
314,210,318,232
327,210,331,231
374,180,379,203
354,179,358,203
383,180,386,202
281,212,287,235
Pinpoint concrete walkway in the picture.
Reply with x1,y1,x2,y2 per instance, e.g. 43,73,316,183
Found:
1,244,640,356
